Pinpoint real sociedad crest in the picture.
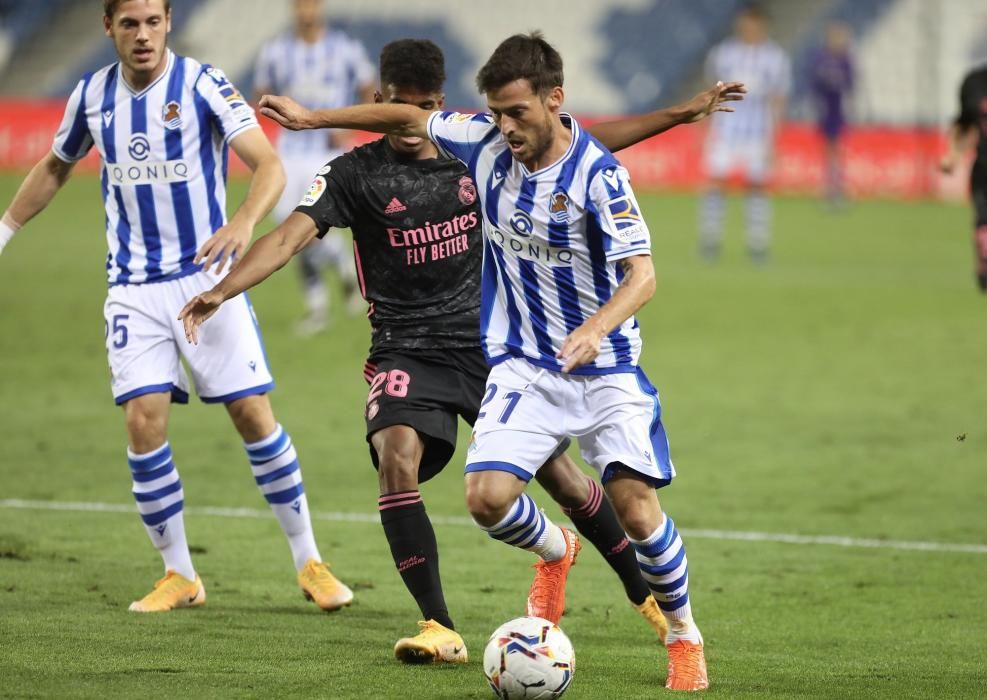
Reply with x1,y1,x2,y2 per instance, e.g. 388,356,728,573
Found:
162,101,182,130
549,191,570,224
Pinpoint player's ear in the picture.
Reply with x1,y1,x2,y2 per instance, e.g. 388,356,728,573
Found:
545,86,564,112
165,7,172,32
436,93,446,109
103,14,113,37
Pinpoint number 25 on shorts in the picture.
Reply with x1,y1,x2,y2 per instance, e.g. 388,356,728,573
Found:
478,383,522,424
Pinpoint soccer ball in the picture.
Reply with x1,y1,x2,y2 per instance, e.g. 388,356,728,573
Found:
483,616,575,699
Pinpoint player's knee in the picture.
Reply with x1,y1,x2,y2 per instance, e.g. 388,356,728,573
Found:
465,479,512,527
226,394,276,443
377,448,420,492
124,406,167,452
535,460,588,510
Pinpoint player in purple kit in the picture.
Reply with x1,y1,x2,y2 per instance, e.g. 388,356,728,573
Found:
810,21,855,207
941,63,987,292
179,38,742,667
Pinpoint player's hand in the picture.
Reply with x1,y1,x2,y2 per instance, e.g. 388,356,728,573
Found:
686,81,746,123
195,221,251,274
178,290,225,345
557,321,606,373
259,94,315,131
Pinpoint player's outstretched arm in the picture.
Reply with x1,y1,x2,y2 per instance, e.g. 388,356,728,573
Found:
0,152,75,255
587,81,745,153
557,254,656,373
179,212,320,344
195,129,286,273
258,94,431,139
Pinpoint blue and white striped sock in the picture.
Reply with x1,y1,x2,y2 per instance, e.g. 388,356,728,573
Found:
479,493,566,562
699,188,726,255
128,442,195,581
631,514,701,643
245,424,320,570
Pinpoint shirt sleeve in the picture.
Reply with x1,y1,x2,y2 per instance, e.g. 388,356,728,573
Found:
425,110,498,165
51,78,94,163
350,38,376,88
293,155,357,237
588,165,652,262
252,42,276,94
704,45,720,83
773,48,793,98
194,65,259,144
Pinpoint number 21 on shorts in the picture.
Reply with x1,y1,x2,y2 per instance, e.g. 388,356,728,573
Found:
478,383,522,424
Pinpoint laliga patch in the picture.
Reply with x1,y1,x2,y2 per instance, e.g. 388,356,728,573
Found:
603,193,647,242
299,176,326,207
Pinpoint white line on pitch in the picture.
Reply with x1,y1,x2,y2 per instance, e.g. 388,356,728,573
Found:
2,498,985,555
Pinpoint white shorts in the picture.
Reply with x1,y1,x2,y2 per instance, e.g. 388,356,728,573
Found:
273,150,343,223
465,357,676,487
104,269,274,405
704,136,771,184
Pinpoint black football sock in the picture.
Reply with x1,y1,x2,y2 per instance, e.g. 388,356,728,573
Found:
562,477,651,606
378,491,455,630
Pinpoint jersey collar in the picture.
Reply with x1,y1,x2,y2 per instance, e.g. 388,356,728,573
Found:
119,49,174,98
518,113,580,179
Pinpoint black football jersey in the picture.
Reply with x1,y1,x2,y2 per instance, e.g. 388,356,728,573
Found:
958,66,987,178
295,137,482,352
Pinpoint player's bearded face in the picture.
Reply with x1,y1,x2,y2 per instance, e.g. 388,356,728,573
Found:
105,0,171,76
487,81,558,166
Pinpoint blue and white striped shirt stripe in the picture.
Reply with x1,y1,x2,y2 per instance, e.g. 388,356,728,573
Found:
706,38,791,140
51,51,259,286
427,111,651,375
253,28,374,156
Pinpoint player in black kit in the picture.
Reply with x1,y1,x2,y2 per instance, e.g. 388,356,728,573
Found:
942,64,987,291
180,39,744,663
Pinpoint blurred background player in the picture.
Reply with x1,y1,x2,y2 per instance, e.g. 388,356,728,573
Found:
941,62,987,292
0,0,351,613
181,38,741,665
810,21,855,209
252,0,375,335
700,4,791,262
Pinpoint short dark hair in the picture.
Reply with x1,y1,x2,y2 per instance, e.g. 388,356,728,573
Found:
104,0,172,19
379,39,446,94
740,4,767,21
476,32,563,95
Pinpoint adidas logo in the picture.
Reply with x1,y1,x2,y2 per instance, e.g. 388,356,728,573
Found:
384,197,407,215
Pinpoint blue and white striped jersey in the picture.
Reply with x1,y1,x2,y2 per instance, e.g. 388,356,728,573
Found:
426,111,651,375
706,38,791,140
52,51,259,286
253,28,374,156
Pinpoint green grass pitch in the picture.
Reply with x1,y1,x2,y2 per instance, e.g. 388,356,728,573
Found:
1,173,985,698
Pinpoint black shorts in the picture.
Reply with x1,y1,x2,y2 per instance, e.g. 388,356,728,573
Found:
362,348,488,482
